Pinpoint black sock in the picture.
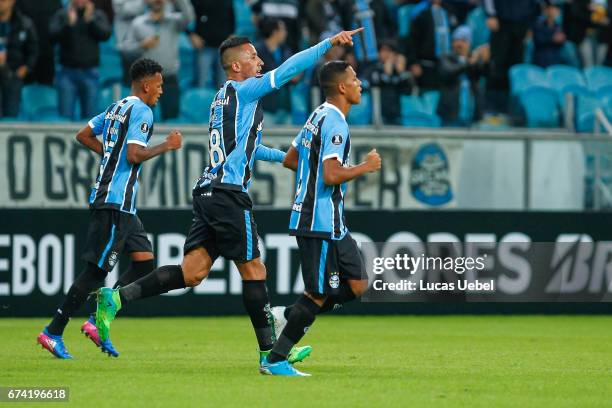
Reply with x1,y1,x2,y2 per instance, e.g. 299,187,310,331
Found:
47,263,107,336
119,265,185,305
268,295,320,363
283,304,293,319
318,281,357,314
114,259,156,288
242,280,275,351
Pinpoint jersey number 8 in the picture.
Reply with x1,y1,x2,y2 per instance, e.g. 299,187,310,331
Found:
209,128,225,167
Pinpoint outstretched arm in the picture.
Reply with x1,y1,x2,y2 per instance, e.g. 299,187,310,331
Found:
274,28,364,89
239,28,364,102
254,144,286,163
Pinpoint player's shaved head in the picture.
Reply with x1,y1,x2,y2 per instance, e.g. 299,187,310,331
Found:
318,60,351,97
219,36,252,71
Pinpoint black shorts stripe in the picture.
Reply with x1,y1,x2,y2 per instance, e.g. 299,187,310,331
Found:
94,101,133,206
298,115,326,231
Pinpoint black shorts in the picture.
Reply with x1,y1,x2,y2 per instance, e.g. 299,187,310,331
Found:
184,188,260,262
296,233,366,296
82,209,153,272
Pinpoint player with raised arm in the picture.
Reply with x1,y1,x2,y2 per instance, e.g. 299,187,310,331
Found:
36,58,182,359
94,29,364,369
260,61,382,376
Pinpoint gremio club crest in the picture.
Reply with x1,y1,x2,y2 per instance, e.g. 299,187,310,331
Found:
410,142,453,206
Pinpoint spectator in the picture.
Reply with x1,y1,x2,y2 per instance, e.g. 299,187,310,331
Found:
368,0,397,42
113,0,146,85
305,0,351,46
121,0,195,120
405,0,457,91
368,39,411,125
483,0,539,113
437,25,489,126
254,18,292,116
16,0,61,85
189,0,234,89
0,0,37,117
251,0,301,53
444,0,479,24
93,0,113,23
533,0,566,68
50,0,111,120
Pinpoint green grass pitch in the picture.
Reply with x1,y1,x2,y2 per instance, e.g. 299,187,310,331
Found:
2,316,611,407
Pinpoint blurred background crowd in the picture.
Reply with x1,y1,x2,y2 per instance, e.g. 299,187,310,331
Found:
2,0,612,130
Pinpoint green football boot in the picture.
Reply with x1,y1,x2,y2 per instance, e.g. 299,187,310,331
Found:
259,345,312,366
95,287,122,342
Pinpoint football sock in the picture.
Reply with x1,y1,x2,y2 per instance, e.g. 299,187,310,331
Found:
47,263,107,335
283,281,358,318
283,304,293,319
318,282,357,314
114,259,156,288
119,264,185,304
242,280,275,352
268,295,320,363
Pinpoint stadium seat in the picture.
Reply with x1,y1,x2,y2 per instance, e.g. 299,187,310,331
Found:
400,94,441,126
99,47,122,87
179,45,195,90
347,92,372,125
509,64,549,95
400,94,425,115
466,7,489,49
401,111,441,127
422,91,440,115
21,85,61,121
557,83,591,112
595,84,612,101
575,93,601,132
547,65,586,91
518,86,559,128
584,65,612,92
179,87,217,123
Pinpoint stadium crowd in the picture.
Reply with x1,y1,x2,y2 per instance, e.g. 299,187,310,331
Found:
2,0,612,127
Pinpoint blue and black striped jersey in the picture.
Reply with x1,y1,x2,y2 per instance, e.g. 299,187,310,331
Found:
289,102,351,240
193,38,333,194
88,96,154,214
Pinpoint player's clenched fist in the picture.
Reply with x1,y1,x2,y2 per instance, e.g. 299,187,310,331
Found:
166,130,183,150
330,28,364,47
363,148,381,172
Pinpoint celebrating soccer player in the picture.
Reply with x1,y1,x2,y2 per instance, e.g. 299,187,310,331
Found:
37,59,183,359
94,29,364,369
260,61,382,376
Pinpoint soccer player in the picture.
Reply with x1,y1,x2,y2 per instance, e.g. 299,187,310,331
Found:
95,29,364,368
37,58,183,359
260,61,382,376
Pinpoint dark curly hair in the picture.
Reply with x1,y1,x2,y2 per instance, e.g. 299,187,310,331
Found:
129,58,163,82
